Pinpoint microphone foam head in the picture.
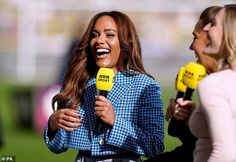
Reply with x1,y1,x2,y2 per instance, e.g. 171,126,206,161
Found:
183,62,206,90
96,68,114,91
175,67,187,93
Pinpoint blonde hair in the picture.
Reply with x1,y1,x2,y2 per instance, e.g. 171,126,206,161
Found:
217,4,236,71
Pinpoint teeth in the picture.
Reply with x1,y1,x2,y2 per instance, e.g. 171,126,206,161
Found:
97,49,109,53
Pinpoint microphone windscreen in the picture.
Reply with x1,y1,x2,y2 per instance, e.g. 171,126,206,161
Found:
96,68,114,92
183,62,206,90
175,67,187,93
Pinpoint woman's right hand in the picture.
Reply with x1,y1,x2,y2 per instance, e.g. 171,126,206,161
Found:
165,98,176,121
174,98,196,121
49,109,81,132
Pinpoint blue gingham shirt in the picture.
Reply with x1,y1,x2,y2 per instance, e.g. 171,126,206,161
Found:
44,71,164,158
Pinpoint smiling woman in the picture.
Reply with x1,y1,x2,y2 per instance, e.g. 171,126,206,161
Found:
43,11,164,162
189,4,236,162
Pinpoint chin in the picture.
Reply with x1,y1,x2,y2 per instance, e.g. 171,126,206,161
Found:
204,46,220,55
96,63,110,68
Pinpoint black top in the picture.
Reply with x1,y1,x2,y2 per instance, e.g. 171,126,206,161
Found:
144,117,197,162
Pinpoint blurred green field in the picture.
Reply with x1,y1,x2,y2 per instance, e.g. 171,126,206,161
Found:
0,81,198,162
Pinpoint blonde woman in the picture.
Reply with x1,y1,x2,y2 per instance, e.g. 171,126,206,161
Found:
188,4,236,162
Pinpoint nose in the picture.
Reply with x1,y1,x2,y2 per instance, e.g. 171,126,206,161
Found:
189,42,193,50
96,35,105,44
203,23,211,31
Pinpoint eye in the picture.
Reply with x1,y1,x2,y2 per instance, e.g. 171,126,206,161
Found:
91,32,99,38
106,33,115,38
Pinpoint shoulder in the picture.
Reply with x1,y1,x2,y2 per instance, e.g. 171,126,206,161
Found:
130,74,162,96
198,69,233,89
117,70,161,90
197,70,234,99
132,73,160,86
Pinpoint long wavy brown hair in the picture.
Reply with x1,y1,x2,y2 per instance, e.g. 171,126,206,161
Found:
52,11,151,111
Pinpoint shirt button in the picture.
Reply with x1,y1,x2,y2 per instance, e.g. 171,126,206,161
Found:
99,139,104,145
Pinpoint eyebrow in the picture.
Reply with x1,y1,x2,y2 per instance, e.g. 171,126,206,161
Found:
93,28,117,33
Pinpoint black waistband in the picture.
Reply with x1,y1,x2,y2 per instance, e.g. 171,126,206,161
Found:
79,151,140,159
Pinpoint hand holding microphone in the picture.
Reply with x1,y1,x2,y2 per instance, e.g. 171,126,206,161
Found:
173,62,206,121
95,68,115,132
166,67,187,121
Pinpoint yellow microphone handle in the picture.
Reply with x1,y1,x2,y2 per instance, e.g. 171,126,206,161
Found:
95,67,115,133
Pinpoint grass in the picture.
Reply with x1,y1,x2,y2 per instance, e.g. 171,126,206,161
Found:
0,81,198,161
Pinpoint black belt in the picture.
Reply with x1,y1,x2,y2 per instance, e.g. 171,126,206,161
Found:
79,151,140,160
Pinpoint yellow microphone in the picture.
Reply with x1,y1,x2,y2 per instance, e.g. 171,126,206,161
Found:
175,67,187,100
95,67,114,133
182,62,206,100
168,67,187,130
96,67,114,97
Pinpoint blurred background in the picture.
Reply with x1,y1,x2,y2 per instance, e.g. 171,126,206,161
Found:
0,0,235,161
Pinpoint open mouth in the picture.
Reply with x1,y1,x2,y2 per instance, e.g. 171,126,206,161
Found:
96,48,110,56
205,36,211,47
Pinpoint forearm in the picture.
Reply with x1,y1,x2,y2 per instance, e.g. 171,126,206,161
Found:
44,123,68,154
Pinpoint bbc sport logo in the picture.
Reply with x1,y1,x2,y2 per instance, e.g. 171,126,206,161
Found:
1,156,15,162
